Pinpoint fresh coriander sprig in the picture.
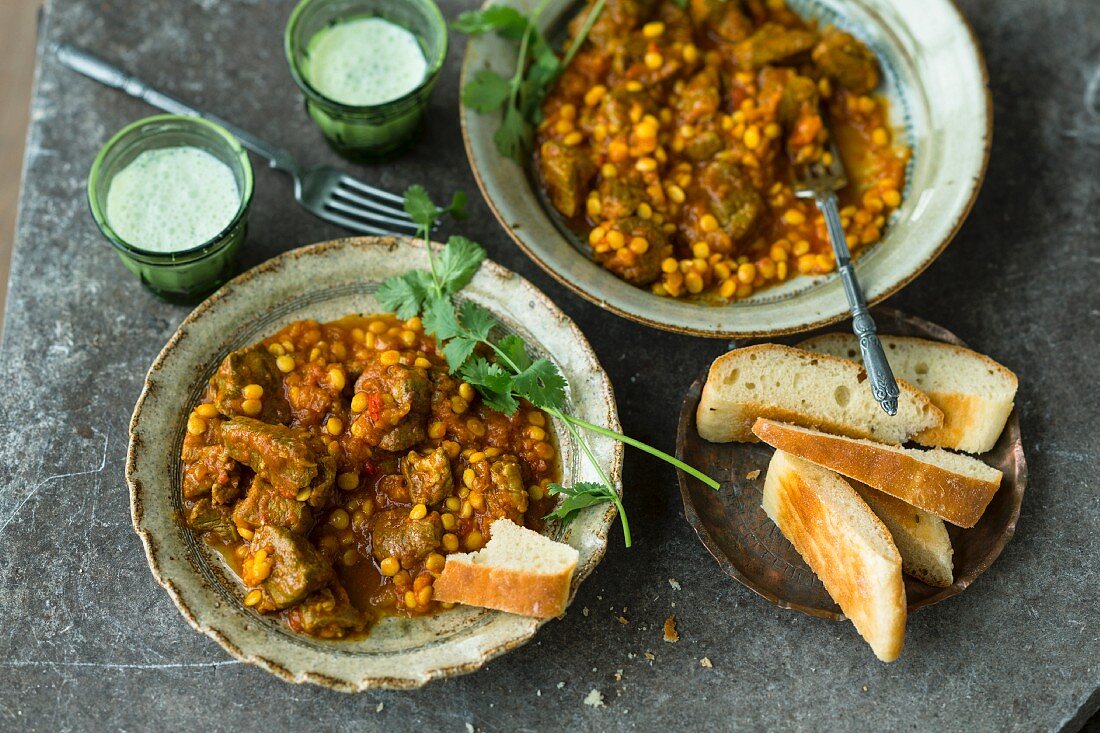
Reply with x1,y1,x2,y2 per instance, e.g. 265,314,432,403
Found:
378,187,720,547
455,0,606,160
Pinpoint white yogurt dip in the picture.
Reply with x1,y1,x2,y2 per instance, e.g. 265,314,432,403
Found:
306,17,428,106
106,146,241,253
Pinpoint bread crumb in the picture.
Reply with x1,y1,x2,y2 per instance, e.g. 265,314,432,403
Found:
668,578,681,591
644,651,655,661
614,669,623,682
862,686,868,692
376,703,384,713
465,724,474,733
536,689,541,697
617,615,629,625
746,469,761,480
584,689,605,708
582,607,589,617
700,657,713,668
663,615,680,643
557,681,566,689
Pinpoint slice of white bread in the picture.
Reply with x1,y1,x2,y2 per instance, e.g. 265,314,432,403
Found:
853,483,954,588
433,519,579,618
696,344,943,445
799,333,1018,453
763,450,906,662
752,418,1002,527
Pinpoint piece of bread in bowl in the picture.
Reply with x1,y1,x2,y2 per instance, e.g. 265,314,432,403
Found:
799,333,1018,454
752,418,1001,527
433,519,579,618
763,450,907,662
696,344,942,445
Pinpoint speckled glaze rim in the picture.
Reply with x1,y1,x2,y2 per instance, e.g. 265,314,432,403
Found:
674,309,1027,620
460,0,993,338
126,236,623,691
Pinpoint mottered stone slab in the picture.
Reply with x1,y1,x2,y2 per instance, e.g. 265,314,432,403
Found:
0,0,1096,731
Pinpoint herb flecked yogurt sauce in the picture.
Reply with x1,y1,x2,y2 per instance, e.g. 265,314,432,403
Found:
106,147,240,253
306,17,428,106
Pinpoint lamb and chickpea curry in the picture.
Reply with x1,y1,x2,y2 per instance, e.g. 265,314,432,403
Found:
181,314,559,638
536,0,910,301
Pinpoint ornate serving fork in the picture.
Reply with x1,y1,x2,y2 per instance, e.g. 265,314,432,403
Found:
792,141,900,415
53,43,419,237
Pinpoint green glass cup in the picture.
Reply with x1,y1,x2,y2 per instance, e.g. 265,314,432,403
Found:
284,0,447,161
87,114,254,305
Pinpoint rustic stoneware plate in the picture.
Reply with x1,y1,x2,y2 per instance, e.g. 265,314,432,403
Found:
127,236,622,691
461,0,992,337
675,309,1026,618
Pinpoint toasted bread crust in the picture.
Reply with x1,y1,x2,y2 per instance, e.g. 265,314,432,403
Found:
763,452,906,662
853,484,954,588
433,561,574,619
753,419,1000,527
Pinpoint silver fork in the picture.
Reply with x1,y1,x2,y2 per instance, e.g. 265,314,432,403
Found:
53,43,420,237
792,140,901,416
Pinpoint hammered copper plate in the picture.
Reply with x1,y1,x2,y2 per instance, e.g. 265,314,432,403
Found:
675,309,1026,619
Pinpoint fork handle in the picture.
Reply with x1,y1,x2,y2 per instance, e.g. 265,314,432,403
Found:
52,42,299,175
818,192,901,416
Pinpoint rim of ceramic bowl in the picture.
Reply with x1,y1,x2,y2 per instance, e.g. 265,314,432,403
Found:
460,0,993,338
126,236,623,690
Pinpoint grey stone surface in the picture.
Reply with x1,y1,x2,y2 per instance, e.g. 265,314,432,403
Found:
0,0,1097,730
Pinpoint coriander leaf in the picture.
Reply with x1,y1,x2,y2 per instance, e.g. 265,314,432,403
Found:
497,333,532,372
443,336,478,372
545,481,616,524
453,6,528,39
402,184,438,231
446,191,470,221
512,358,567,410
670,0,687,7
436,236,487,295
460,356,519,414
462,69,512,113
493,104,531,161
376,271,432,320
458,300,498,341
422,294,462,340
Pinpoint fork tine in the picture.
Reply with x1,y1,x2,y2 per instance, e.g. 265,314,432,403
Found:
327,182,418,222
338,175,408,206
324,198,420,232
317,207,401,237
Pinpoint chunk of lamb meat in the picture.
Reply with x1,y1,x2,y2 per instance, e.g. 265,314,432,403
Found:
247,525,335,612
370,509,442,567
731,22,817,70
485,456,530,527
232,478,314,535
187,498,239,543
595,216,670,286
403,447,454,506
758,67,819,127
287,585,365,639
697,160,764,242
181,442,240,504
690,0,754,42
812,26,879,94
351,363,431,452
210,344,291,423
220,417,335,507
539,140,596,219
597,177,645,221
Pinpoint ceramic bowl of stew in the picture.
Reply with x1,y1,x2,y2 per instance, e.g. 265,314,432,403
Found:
460,0,991,337
126,236,622,690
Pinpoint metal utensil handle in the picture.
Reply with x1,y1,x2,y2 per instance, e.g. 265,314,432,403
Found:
819,192,901,416
52,42,298,174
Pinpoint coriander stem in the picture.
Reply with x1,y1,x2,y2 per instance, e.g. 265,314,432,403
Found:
559,0,605,72
560,414,721,490
550,406,632,548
